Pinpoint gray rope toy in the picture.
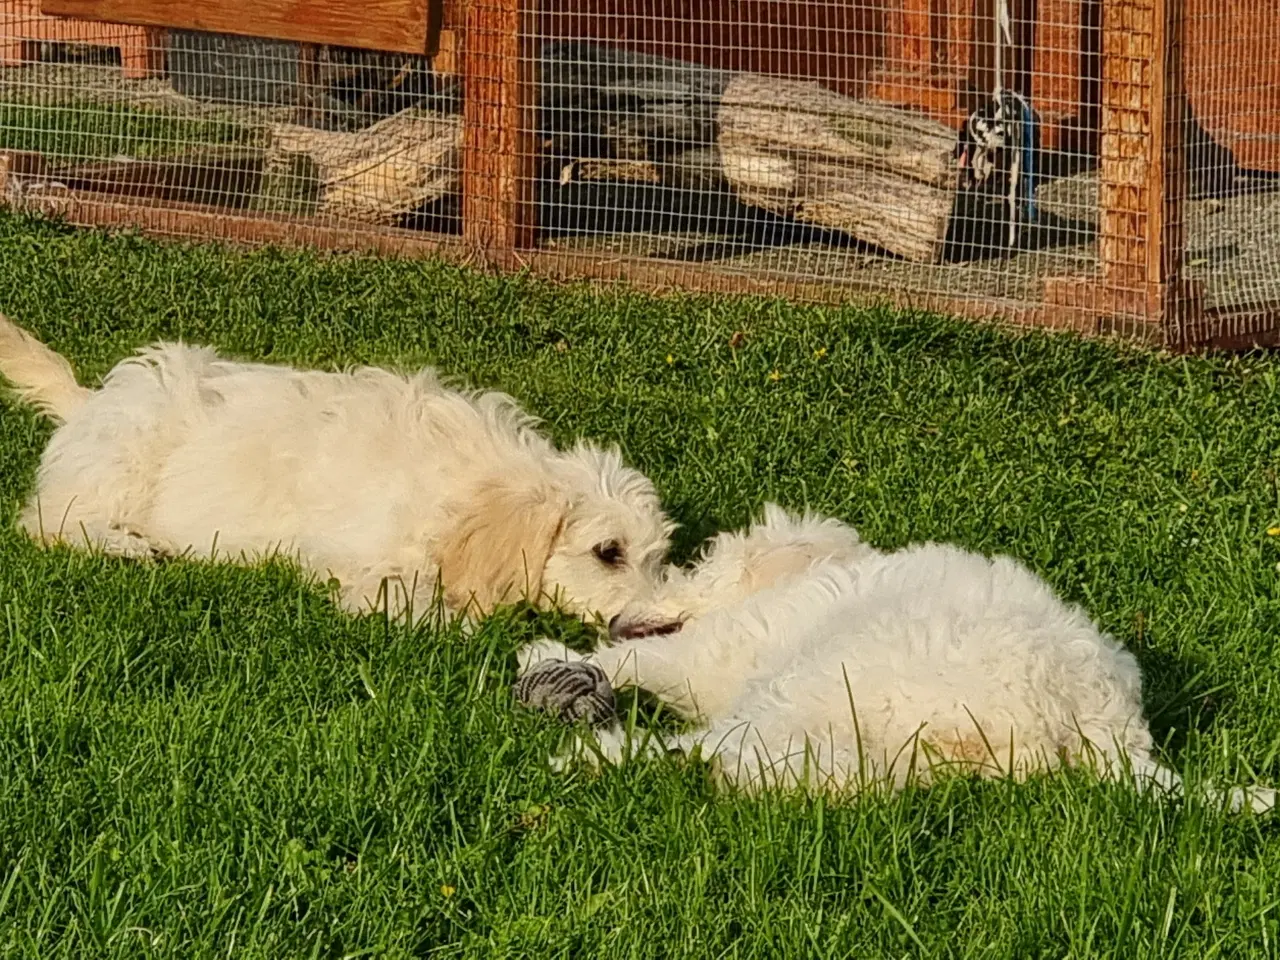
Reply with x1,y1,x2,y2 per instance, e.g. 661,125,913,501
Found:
513,658,617,726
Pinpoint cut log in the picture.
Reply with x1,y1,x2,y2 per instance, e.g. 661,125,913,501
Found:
537,41,730,193
260,41,961,256
539,41,732,152
537,43,960,262
267,108,460,223
716,74,958,262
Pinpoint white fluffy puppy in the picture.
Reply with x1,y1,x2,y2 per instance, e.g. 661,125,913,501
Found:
0,315,672,621
520,505,1275,812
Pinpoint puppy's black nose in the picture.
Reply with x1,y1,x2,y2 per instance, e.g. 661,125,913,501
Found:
608,614,623,642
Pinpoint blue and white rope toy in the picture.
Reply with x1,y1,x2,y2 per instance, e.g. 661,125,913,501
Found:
955,0,1039,250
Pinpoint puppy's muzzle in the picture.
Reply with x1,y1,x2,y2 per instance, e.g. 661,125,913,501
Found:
609,613,684,643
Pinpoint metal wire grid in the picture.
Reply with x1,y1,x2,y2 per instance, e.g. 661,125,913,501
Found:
529,0,1099,317
0,7,454,242
0,0,1275,346
1181,0,1280,324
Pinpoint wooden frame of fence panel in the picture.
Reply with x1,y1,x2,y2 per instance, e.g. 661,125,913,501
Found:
1096,0,1188,339
13,0,1280,351
41,0,440,54
460,0,535,268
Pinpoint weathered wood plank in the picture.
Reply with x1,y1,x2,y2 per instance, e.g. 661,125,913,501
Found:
49,147,265,208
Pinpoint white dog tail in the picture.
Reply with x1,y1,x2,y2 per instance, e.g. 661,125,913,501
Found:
0,314,91,423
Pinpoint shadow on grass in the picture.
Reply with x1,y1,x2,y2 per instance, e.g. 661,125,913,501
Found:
1139,646,1232,759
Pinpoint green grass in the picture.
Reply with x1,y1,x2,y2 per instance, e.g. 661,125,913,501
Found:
4,210,1280,957
0,101,254,163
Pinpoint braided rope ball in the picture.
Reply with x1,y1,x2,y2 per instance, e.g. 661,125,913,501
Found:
513,658,616,726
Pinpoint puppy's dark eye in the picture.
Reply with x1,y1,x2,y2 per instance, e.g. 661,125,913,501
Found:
593,541,625,567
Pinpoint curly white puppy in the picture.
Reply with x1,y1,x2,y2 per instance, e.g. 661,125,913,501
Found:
520,505,1275,812
0,315,672,621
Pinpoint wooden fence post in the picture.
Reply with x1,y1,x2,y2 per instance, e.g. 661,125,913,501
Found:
1098,0,1188,336
461,0,535,268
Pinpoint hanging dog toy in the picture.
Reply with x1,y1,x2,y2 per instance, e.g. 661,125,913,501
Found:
955,0,1039,250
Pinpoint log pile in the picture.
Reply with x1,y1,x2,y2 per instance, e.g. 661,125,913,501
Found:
538,42,959,261
260,41,960,259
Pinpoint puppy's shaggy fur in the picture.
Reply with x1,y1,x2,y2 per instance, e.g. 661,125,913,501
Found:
0,315,672,621
521,505,1275,812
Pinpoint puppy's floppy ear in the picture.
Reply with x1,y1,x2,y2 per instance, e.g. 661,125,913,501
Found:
433,476,569,615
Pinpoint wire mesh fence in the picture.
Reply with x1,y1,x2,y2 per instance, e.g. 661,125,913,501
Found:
0,0,1276,349
1179,0,1280,345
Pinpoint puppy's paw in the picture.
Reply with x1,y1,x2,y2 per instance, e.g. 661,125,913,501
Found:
516,638,587,675
548,723,667,771
98,528,161,562
549,728,606,773
1226,785,1277,815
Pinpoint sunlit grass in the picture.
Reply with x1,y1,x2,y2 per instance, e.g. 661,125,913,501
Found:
3,210,1280,957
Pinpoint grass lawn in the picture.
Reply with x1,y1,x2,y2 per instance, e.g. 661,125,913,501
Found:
4,210,1280,957
0,101,253,162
